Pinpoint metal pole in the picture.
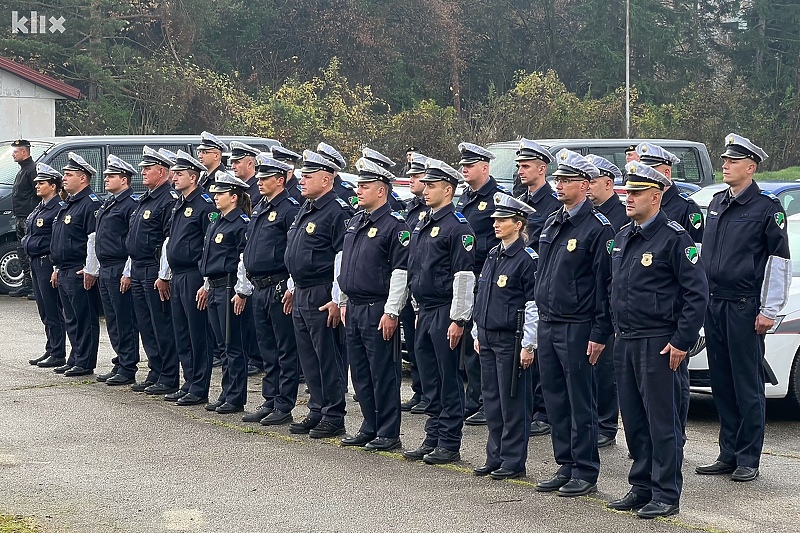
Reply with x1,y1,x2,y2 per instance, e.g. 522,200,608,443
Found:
625,0,631,137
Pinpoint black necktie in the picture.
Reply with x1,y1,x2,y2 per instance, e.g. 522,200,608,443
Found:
631,225,640,235
559,210,570,224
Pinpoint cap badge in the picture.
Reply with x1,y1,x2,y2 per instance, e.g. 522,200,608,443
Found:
462,234,475,251
566,239,577,252
727,135,734,145
36,218,44,227
430,226,440,238
641,145,648,153
685,246,699,264
560,152,567,160
184,207,193,217
306,222,316,234
368,227,378,238
268,211,277,222
143,210,151,220
641,252,653,267
497,274,507,288
214,233,223,244
398,230,410,247
478,201,487,211
64,215,72,224
629,164,637,173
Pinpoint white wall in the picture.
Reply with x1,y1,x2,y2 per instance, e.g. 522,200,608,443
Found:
0,72,64,138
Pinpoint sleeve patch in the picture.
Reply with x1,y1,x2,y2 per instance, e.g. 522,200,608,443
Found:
453,211,468,223
667,220,686,233
201,194,213,203
594,212,610,225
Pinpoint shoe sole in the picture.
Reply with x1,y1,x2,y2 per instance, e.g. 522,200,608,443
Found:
365,444,402,452
260,417,293,426
695,469,736,475
638,508,679,519
309,430,346,439
423,456,460,465
176,400,208,406
558,486,598,497
732,474,759,482
106,381,135,386
491,472,525,480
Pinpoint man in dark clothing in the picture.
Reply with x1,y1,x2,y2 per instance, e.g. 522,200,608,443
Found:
11,139,38,298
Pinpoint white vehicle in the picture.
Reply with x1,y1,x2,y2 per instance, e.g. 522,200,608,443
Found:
689,213,800,410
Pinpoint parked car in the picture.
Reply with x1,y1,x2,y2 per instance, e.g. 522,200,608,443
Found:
690,181,800,218
0,135,281,293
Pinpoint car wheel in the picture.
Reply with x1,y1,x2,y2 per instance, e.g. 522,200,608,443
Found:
787,349,800,415
0,241,23,294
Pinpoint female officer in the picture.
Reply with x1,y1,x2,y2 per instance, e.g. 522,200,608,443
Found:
197,172,251,414
472,193,538,480
25,163,67,369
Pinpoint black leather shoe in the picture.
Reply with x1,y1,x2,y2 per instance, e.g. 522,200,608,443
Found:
400,396,421,411
247,364,263,376
341,431,375,447
242,404,273,422
535,474,571,492
144,383,178,395
491,468,525,480
106,374,135,386
637,501,679,519
164,389,188,401
64,366,93,377
215,402,244,414
409,400,430,414
597,434,616,448
530,420,551,436
607,491,650,511
212,357,222,367
204,400,225,411
260,410,293,426
558,479,597,497
423,447,460,465
29,354,48,365
402,445,435,460
131,380,155,392
96,371,116,382
695,460,736,475
731,466,759,482
474,464,498,476
175,393,207,406
37,356,66,368
364,437,401,452
309,421,346,439
465,408,487,426
53,364,71,374
289,416,320,434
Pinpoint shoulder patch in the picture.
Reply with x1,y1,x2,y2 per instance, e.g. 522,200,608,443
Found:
201,193,213,204
453,211,468,223
593,212,611,226
679,192,690,200
496,184,510,193
336,198,350,209
169,190,179,199
391,191,402,200
667,220,686,233
761,190,780,202
130,194,140,201
551,191,558,199
524,246,538,260
240,213,250,223
287,196,299,205
391,211,406,222
88,193,100,202
340,181,354,189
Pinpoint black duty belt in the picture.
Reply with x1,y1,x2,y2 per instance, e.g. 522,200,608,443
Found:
207,276,230,288
249,272,290,289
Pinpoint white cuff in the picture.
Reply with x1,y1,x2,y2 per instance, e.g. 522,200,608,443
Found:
449,271,475,321
85,233,100,276
522,300,539,348
760,255,792,319
123,257,132,278
234,255,252,296
384,269,408,316
158,237,172,280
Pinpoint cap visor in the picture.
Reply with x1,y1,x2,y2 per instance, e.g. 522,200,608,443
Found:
490,211,517,218
208,185,232,193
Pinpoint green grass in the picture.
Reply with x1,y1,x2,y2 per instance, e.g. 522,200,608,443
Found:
0,515,40,533
714,166,800,183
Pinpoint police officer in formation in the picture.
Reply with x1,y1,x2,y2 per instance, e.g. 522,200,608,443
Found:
271,146,304,203
241,155,301,426
696,134,790,482
50,152,102,377
402,158,475,465
127,146,180,394
198,172,252,413
472,193,538,480
455,142,508,426
636,142,704,243
90,155,140,386
515,138,560,438
608,162,708,519
361,147,407,213
317,142,359,210
284,150,352,439
534,149,614,497
196,131,228,193
25,164,66,369
338,158,409,451
585,154,628,449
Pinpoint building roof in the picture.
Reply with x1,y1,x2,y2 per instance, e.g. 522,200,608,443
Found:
0,57,81,99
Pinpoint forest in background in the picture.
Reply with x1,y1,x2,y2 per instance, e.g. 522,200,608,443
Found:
1,1,799,169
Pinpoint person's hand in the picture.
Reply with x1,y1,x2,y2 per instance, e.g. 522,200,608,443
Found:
587,341,605,365
232,294,247,315
196,287,208,310
119,275,131,293
521,347,534,369
81,271,97,291
473,339,480,354
755,313,775,335
282,290,293,315
155,278,171,301
319,301,340,327
660,343,688,371
447,322,464,351
50,271,58,288
378,313,398,341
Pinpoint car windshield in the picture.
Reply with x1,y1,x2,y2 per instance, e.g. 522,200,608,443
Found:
0,141,53,185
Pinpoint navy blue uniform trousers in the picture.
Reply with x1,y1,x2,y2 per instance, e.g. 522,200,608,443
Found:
596,333,619,438
530,354,548,424
98,263,139,378
293,283,346,425
705,296,766,468
479,329,531,472
538,320,600,483
399,301,426,402
31,256,65,360
346,300,402,439
58,267,100,370
615,335,688,505
253,285,299,414
416,304,465,451
207,284,248,407
130,263,178,387
463,320,482,415
171,270,211,397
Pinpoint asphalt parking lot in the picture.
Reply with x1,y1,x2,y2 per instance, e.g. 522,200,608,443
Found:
0,296,798,533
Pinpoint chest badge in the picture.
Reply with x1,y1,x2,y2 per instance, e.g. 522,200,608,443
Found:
368,227,378,238
64,215,72,224
184,207,193,217
641,252,653,267
36,218,44,227
566,238,577,252
478,201,487,211
418,211,426,221
214,233,224,244
306,222,316,234
430,226,440,237
143,210,151,220
268,211,277,222
497,274,507,288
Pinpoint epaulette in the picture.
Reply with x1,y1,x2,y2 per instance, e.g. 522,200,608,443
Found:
240,214,250,223
679,192,690,200
336,198,350,209
524,247,539,260
58,201,66,207
201,193,213,204
391,211,406,222
340,181,354,189
295,184,302,191
761,190,780,202
666,220,686,233
551,191,558,199
287,196,299,205
88,193,100,202
497,184,511,194
453,211,468,223
594,212,611,226
169,190,179,199
391,191,402,200
131,194,140,202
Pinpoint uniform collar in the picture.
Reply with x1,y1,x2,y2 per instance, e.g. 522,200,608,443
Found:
596,193,621,213
500,237,526,257
43,195,62,209
268,189,289,207
408,195,424,209
629,210,666,240
222,207,244,221
184,186,204,202
662,185,679,204
68,186,92,203
560,198,590,223
366,201,392,221
114,187,133,201
308,189,338,210
732,180,760,205
528,182,554,203
147,180,173,198
430,203,455,221
467,176,498,196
